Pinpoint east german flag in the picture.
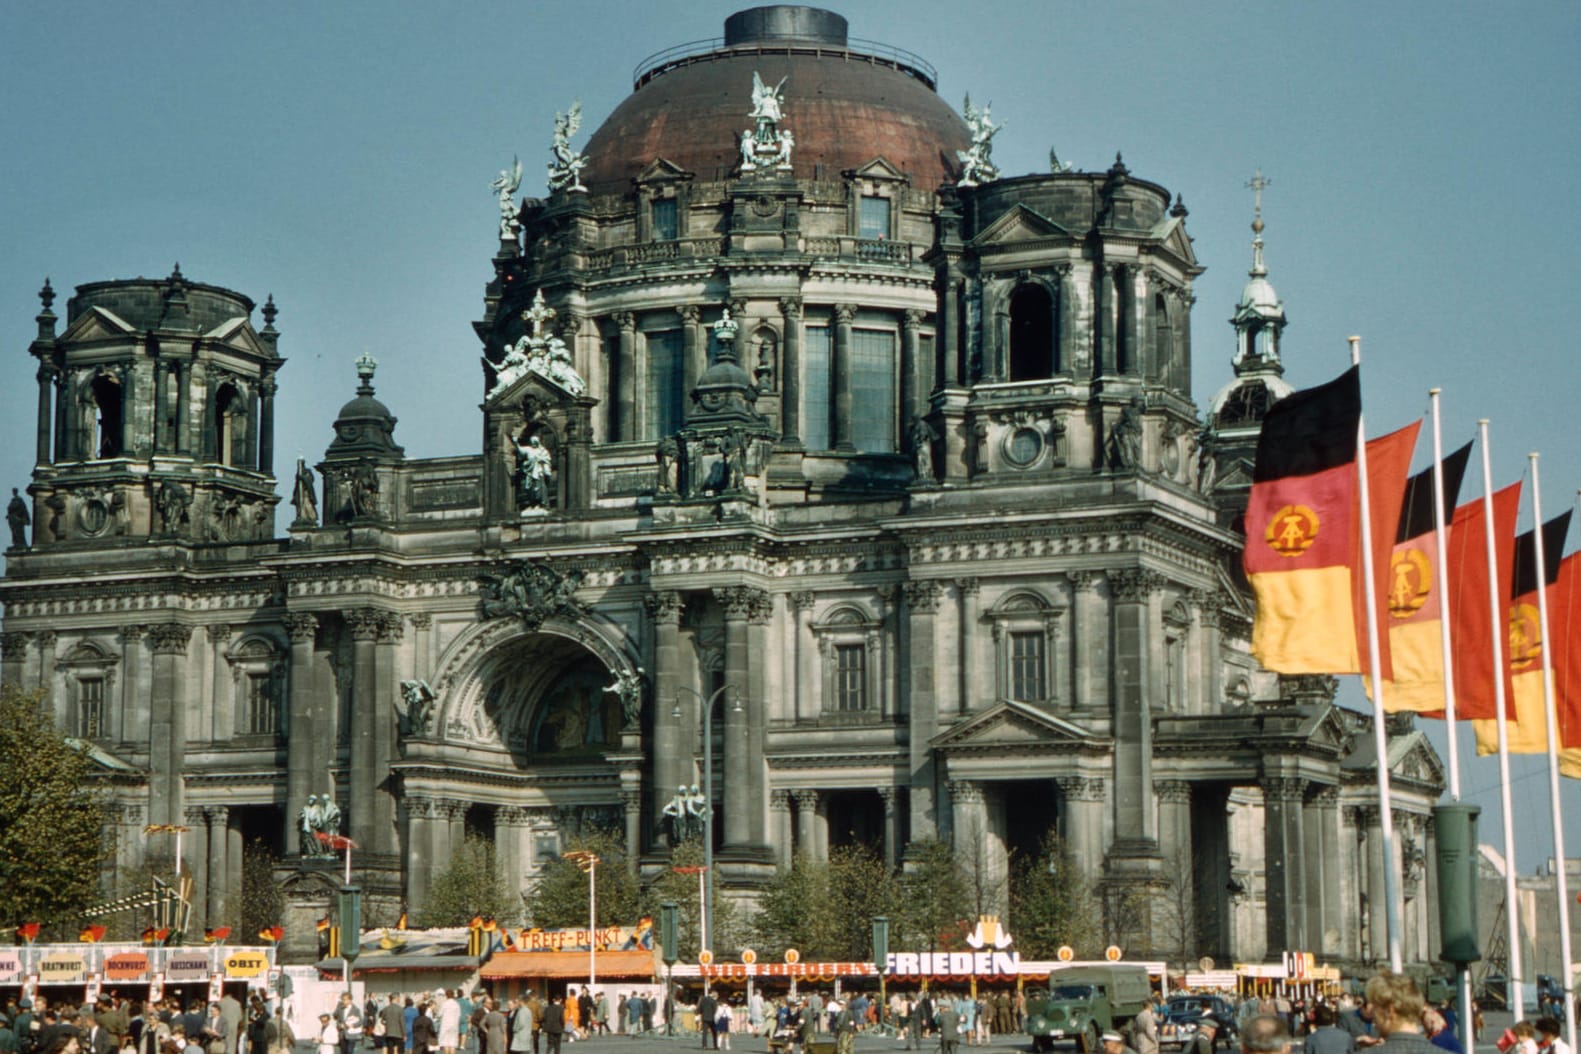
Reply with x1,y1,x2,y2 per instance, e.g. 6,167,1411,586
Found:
1244,367,1418,675
1551,554,1581,777
1441,484,1522,720
1474,512,1571,755
1373,443,1472,711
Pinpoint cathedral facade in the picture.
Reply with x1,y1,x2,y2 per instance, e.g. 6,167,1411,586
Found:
0,5,1442,968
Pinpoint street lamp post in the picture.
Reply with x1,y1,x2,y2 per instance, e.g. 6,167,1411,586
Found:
671,684,740,963
563,850,600,989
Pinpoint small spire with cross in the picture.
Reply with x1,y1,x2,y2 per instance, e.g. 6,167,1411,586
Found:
1247,169,1271,277
520,289,556,341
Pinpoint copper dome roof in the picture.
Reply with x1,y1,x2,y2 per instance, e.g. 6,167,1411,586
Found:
580,6,971,194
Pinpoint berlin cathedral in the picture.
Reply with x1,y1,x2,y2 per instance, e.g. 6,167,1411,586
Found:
0,6,1444,968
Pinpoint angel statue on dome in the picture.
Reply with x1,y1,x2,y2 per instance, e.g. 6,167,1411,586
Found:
548,101,588,193
750,71,786,125
491,157,523,241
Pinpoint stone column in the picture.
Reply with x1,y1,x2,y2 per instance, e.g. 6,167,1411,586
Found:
373,612,403,852
746,591,772,846
227,822,243,925
148,624,191,826
282,613,318,855
258,376,277,475
900,309,924,424
208,624,232,740
1155,780,1193,867
440,798,468,864
175,361,192,456
1261,776,1308,954
36,363,54,465
36,629,57,700
875,586,896,719
613,312,636,441
206,805,229,927
1109,570,1159,844
956,577,980,715
1360,806,1386,963
790,591,815,722
939,273,961,386
496,805,531,902
833,304,856,451
646,591,684,848
679,306,704,399
779,298,802,444
52,371,68,460
406,797,442,910
1070,572,1108,709
345,609,381,848
1056,777,1105,874
904,580,942,843
1306,785,1341,956
184,804,209,933
621,789,642,869
879,786,902,870
410,613,432,680
770,790,793,868
1054,264,1075,377
715,587,754,850
116,626,144,743
793,789,818,859
1193,590,1223,711
948,779,986,855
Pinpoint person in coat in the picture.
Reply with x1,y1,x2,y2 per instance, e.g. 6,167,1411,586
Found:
538,999,564,1054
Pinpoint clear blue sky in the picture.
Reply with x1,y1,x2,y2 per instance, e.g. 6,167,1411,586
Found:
2,1,1578,872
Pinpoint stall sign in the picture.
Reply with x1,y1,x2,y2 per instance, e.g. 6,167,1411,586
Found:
224,951,269,980
105,952,152,982
0,953,22,983
701,962,879,979
38,953,87,985
885,951,1021,977
514,922,653,952
165,954,213,982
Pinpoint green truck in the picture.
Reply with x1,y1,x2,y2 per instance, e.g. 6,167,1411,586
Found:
1025,964,1155,1053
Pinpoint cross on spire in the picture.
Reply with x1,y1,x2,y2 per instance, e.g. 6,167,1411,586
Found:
1246,169,1271,277
521,289,556,340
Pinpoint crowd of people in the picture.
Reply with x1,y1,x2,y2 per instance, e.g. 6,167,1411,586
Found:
0,991,282,1054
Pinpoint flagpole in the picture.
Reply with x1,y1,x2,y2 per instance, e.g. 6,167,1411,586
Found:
1430,390,1475,1053
1351,336,1404,973
1529,453,1576,1050
1480,419,1524,1021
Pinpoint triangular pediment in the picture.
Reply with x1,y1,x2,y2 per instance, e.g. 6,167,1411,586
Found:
484,366,583,409
1389,731,1445,787
1151,215,1199,269
201,318,270,357
970,203,1071,247
933,699,1106,751
636,157,692,184
847,157,908,183
58,305,136,342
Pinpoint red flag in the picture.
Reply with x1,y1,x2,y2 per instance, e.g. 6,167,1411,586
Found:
1476,513,1571,754
1445,484,1522,720
1356,421,1421,679
79,924,106,943
1554,554,1581,776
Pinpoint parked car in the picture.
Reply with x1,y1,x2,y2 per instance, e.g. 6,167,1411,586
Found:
1158,995,1239,1051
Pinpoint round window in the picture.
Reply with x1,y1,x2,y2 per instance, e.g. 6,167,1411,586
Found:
1004,427,1043,467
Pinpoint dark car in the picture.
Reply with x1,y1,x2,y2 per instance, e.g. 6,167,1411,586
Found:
1158,995,1238,1050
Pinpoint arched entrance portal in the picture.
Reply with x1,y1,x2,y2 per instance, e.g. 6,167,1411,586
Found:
475,637,624,767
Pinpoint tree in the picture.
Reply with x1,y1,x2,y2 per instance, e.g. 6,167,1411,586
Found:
0,684,107,931
637,836,745,959
240,839,284,939
1009,830,1102,958
752,844,898,962
521,829,640,930
895,838,972,951
418,835,516,927
1154,847,1198,966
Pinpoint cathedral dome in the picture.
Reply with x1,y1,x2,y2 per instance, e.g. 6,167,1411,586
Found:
579,5,972,193
1237,274,1283,317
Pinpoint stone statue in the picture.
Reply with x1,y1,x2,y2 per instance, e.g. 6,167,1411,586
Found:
514,435,554,510
1196,428,1219,494
491,156,523,241
1049,146,1072,174
774,128,794,169
1107,397,1144,470
6,488,29,549
655,436,680,494
291,458,318,527
750,71,786,124
396,678,436,737
909,418,935,481
739,129,757,172
602,668,646,731
299,789,343,858
486,290,587,399
300,795,320,852
547,102,588,194
720,427,747,492
956,93,1003,186
348,464,380,518
155,480,191,534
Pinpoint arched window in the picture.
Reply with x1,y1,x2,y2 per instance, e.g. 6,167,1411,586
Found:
91,375,123,458
214,382,243,466
1008,285,1055,380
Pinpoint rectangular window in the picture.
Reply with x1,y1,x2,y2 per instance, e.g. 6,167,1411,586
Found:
834,644,867,711
644,329,685,439
851,328,897,453
78,677,104,738
1010,631,1047,702
859,196,890,240
652,198,678,241
803,325,832,450
245,673,276,735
